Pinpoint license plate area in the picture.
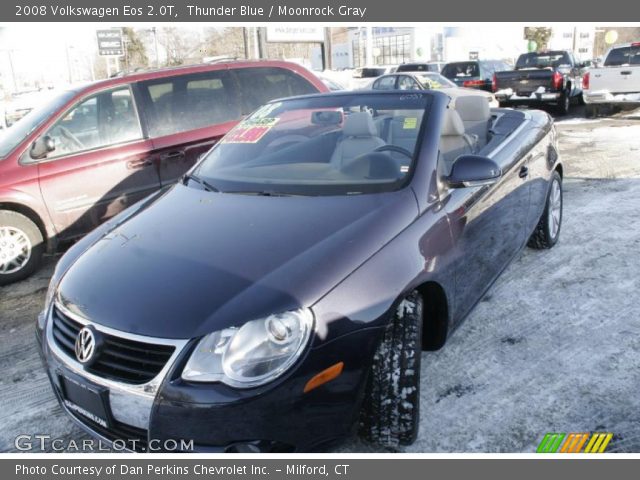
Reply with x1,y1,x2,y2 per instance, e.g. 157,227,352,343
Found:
59,372,112,429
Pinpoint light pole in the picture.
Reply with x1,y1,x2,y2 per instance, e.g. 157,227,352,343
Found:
150,27,160,67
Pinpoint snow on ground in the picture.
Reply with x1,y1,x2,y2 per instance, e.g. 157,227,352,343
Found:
1,110,639,452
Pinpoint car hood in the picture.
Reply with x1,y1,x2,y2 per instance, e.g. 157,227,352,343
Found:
57,183,418,339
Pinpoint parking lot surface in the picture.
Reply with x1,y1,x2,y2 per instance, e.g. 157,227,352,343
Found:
1,108,639,452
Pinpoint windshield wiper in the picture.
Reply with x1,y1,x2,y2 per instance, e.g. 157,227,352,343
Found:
183,173,219,192
224,190,305,197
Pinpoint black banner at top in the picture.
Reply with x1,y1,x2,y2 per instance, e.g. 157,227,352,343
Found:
3,0,640,22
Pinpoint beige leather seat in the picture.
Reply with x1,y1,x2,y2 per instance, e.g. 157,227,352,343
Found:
331,112,386,169
454,95,491,147
439,108,474,176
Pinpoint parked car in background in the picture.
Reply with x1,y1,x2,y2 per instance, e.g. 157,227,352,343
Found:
371,72,498,106
38,90,563,452
316,73,347,91
582,42,640,117
0,60,327,285
442,60,511,91
350,66,397,89
396,62,445,73
493,50,586,114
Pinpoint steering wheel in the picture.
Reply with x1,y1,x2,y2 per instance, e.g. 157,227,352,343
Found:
374,145,413,158
58,126,84,150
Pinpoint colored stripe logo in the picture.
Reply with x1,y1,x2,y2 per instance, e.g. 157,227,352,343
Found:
537,432,613,453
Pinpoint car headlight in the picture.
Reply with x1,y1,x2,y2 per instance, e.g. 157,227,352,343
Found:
182,309,314,388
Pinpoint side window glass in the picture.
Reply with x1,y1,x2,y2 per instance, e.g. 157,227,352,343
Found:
140,71,240,137
234,67,317,114
398,76,418,90
45,87,141,159
374,76,397,90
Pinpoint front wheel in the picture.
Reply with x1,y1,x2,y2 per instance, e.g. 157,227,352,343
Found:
0,210,44,286
359,291,423,447
528,172,563,249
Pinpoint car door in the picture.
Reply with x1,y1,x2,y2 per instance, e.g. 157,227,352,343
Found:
36,85,160,241
439,147,530,324
137,69,242,187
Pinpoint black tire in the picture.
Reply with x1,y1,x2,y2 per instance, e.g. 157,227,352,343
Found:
585,104,598,118
359,291,423,447
528,172,563,249
556,91,571,115
578,92,586,106
0,210,44,286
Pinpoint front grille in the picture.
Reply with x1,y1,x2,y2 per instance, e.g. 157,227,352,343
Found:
67,408,148,452
51,306,175,384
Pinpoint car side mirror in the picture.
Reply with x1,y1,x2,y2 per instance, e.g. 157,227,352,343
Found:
30,135,55,160
446,155,502,188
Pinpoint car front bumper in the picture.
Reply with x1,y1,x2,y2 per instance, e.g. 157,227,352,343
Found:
37,306,379,452
583,90,640,105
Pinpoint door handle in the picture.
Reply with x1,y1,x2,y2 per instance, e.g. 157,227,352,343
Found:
161,151,186,160
126,159,153,169
621,71,632,75
519,166,529,178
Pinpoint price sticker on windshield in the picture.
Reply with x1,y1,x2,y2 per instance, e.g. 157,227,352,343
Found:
223,118,279,144
403,117,418,129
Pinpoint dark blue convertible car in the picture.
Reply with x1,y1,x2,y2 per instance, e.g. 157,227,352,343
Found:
38,90,563,452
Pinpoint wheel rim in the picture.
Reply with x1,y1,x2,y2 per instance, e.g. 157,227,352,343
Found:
0,226,32,275
564,95,570,112
547,179,562,239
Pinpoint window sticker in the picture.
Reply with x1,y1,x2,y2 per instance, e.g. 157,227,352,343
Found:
223,118,279,144
252,103,281,119
403,117,418,129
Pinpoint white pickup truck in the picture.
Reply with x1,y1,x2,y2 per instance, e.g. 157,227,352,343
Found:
583,42,640,117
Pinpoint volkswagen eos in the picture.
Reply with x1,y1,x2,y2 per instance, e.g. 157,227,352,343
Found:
37,91,563,452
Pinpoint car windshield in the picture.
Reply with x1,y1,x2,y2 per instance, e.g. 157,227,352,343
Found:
604,45,640,66
442,62,480,79
516,51,571,69
0,90,76,159
415,73,457,89
194,93,432,196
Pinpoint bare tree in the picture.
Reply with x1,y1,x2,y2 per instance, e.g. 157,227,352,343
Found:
203,27,248,59
524,27,553,52
159,27,204,66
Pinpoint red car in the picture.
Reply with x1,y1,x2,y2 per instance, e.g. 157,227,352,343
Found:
0,60,327,285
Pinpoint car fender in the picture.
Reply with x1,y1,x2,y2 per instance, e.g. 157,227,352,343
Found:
0,187,56,248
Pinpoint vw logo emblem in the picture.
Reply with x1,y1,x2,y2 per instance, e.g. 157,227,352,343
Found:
75,326,97,364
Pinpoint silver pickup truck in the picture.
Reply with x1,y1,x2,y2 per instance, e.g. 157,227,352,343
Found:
583,42,640,117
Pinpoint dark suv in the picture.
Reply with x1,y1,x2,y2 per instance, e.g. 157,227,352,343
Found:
0,60,326,284
442,60,511,91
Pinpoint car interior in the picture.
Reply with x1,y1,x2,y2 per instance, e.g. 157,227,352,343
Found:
206,94,528,191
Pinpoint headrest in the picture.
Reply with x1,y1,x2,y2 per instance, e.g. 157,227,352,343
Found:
343,112,378,137
455,95,491,122
441,109,465,137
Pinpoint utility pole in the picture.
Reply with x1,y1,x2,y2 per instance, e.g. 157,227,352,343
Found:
323,27,332,71
366,26,374,65
253,27,260,59
6,50,17,93
151,27,160,67
242,27,249,59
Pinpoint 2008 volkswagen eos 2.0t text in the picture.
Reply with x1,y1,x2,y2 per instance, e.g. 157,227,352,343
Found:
37,91,563,452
